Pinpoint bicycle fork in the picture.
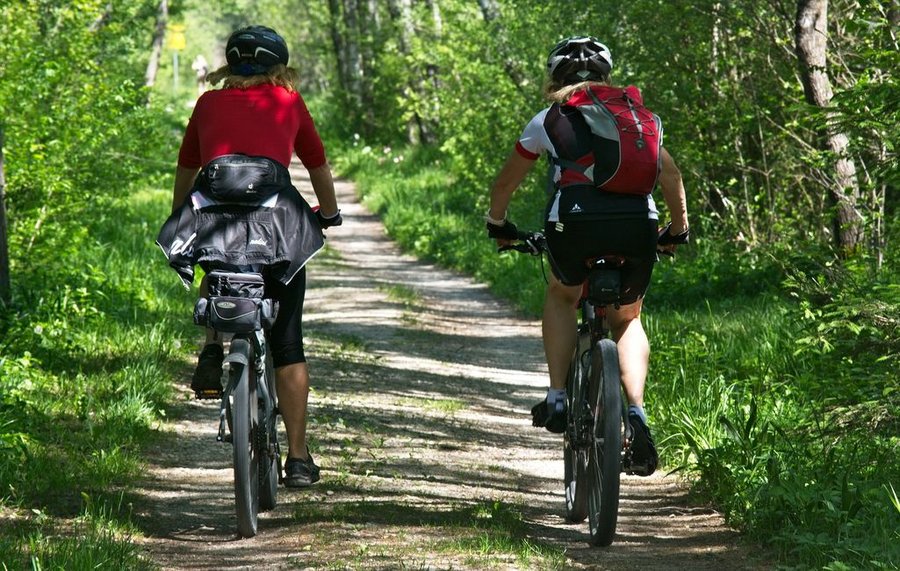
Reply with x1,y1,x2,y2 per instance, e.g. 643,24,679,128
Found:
252,331,283,484
569,347,594,449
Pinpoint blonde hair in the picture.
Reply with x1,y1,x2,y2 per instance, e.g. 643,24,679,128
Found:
206,63,299,92
543,79,611,103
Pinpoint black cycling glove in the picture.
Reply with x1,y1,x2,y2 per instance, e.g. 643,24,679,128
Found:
316,209,343,229
657,223,690,246
486,219,519,241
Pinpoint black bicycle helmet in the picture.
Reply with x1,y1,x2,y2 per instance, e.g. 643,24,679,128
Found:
226,26,289,76
546,36,612,85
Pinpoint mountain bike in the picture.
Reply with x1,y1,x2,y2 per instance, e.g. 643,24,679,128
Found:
193,269,281,538
502,231,631,547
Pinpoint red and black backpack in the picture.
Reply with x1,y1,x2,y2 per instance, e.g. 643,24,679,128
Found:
549,85,662,196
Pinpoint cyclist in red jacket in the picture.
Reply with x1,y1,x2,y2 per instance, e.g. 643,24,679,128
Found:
486,37,690,476
171,26,341,488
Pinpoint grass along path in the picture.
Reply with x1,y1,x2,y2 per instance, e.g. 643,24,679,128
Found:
132,170,770,570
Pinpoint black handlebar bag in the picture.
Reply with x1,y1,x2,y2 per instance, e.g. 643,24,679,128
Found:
198,154,292,202
193,271,279,332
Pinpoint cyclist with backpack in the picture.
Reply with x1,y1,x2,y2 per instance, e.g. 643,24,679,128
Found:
485,36,689,476
164,26,342,488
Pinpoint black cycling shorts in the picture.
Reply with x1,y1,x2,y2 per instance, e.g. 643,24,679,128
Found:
264,267,307,367
544,218,658,305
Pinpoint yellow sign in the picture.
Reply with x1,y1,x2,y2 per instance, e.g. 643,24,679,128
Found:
167,23,186,51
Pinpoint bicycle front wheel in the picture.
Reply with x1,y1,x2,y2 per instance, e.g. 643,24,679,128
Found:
586,338,623,546
229,337,260,538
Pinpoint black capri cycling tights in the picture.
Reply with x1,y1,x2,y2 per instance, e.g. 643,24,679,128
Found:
545,218,658,306
264,267,307,367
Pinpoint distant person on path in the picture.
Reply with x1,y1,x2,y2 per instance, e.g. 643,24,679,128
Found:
191,54,209,94
166,26,342,488
485,36,689,476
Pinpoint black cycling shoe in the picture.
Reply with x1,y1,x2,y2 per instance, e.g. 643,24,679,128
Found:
531,398,567,434
284,450,320,488
191,344,224,399
626,412,658,476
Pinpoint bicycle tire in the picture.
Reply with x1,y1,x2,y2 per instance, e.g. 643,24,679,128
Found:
258,347,279,512
229,337,260,538
586,338,622,547
564,330,591,523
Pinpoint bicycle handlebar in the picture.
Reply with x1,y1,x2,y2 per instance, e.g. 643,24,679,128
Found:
497,231,547,256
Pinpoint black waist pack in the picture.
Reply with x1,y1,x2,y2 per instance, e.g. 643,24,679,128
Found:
198,154,291,202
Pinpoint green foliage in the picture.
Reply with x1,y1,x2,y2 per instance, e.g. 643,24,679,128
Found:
171,0,899,566
0,2,195,564
0,186,194,567
0,1,171,276
337,136,899,569
0,187,193,498
0,0,895,568
646,266,899,568
0,494,155,570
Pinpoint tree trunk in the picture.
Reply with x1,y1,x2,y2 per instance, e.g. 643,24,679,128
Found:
476,0,499,21
794,0,863,254
89,3,113,32
386,0,439,144
145,0,168,88
476,0,527,96
426,0,443,36
327,0,363,99
327,0,348,91
0,124,10,304
342,0,364,108
359,0,378,128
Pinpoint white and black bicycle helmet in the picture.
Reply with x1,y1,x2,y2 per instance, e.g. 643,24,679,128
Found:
226,26,289,76
546,36,613,85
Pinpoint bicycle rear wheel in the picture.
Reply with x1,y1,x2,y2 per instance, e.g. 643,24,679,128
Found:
586,338,623,546
229,337,260,538
258,348,279,512
564,330,591,523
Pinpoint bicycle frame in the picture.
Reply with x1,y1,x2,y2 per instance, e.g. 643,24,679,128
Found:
216,329,274,443
567,286,625,453
502,231,629,546
194,269,281,538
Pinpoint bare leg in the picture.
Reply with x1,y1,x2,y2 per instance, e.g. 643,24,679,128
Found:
542,275,583,390
276,362,311,460
606,300,649,407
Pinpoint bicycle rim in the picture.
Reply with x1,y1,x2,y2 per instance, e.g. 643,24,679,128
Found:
230,338,260,538
258,349,279,512
564,345,589,522
587,338,622,546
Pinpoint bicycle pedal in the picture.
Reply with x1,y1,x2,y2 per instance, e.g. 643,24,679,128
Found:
193,389,223,400
223,433,233,443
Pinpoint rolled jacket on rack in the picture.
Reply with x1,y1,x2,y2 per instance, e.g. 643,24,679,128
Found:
156,181,324,289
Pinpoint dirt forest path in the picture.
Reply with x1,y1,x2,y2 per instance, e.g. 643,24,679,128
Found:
134,171,769,570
